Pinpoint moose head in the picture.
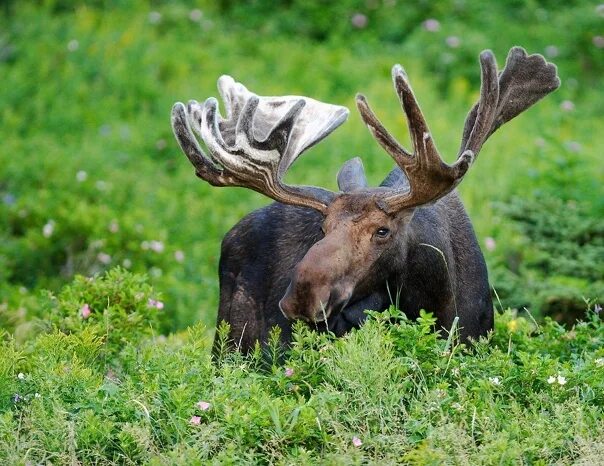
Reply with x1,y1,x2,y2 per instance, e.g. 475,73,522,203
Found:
172,47,559,325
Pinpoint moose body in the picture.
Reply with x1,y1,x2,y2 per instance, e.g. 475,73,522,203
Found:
171,46,559,352
219,170,492,351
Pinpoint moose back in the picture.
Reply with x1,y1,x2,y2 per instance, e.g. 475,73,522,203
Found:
171,47,560,352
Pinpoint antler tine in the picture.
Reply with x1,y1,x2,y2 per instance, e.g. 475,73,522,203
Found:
357,64,473,213
172,76,347,213
355,93,412,165
458,51,499,158
459,47,560,157
171,102,238,187
390,64,440,168
360,47,559,214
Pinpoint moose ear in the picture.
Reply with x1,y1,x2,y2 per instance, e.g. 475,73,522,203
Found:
337,157,368,192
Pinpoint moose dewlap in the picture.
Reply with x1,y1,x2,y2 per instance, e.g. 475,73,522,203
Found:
172,47,560,352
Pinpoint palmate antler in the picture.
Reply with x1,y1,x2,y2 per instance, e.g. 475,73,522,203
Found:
357,47,560,213
171,76,348,213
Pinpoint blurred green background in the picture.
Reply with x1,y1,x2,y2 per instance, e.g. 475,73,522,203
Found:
0,0,602,337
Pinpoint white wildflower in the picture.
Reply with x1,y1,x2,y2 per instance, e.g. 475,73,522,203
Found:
67,39,79,52
42,221,55,238
76,170,88,182
489,376,501,386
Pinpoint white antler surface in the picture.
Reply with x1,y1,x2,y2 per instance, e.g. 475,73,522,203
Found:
172,75,348,212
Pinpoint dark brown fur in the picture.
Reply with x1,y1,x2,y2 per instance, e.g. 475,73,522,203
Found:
217,170,493,351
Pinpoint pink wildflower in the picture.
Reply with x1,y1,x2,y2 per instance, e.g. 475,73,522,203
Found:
284,367,294,377
351,13,368,29
196,401,211,411
352,436,363,447
190,415,201,425
81,304,91,319
148,299,164,310
423,19,440,32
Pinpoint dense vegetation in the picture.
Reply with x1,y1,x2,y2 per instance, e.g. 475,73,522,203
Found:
0,0,602,463
2,269,603,463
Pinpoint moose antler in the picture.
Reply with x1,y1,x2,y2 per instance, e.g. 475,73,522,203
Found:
171,76,349,213
357,47,560,213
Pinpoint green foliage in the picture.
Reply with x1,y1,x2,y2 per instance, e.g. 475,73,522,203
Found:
493,196,603,323
0,0,602,330
0,2,602,462
45,268,162,355
0,271,603,463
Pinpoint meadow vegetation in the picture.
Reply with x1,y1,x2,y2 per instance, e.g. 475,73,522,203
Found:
0,0,602,463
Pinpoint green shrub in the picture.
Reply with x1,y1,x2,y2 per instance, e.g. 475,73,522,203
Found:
0,268,603,463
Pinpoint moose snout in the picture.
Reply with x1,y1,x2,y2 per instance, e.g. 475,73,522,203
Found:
279,280,353,323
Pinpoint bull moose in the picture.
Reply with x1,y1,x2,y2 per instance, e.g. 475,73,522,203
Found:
171,47,559,352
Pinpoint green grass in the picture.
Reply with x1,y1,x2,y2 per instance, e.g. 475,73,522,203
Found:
0,1,602,332
0,1,603,463
1,269,603,464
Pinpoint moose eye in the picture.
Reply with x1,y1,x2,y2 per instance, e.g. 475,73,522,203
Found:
375,227,390,238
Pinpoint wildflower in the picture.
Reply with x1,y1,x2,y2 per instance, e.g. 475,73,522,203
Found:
150,240,165,253
352,436,363,447
557,375,567,385
67,39,79,52
17,372,25,380
544,45,559,58
189,9,203,22
489,376,501,386
97,252,111,264
81,304,91,319
284,367,294,377
42,221,55,238
445,36,461,48
196,401,211,411
108,220,119,233
174,250,185,262
507,319,518,332
484,237,496,251
564,141,582,153
75,170,88,182
423,19,440,32
560,100,575,112
155,139,167,150
3,193,16,205
548,374,567,385
189,415,201,425
99,124,111,137
148,299,164,310
148,11,162,24
595,304,602,315
534,137,546,148
593,36,604,49
122,258,132,268
598,4,604,17
13,394,22,403
351,13,368,29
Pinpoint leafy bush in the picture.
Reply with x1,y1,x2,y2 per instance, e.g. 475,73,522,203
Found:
0,270,602,463
491,195,603,323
